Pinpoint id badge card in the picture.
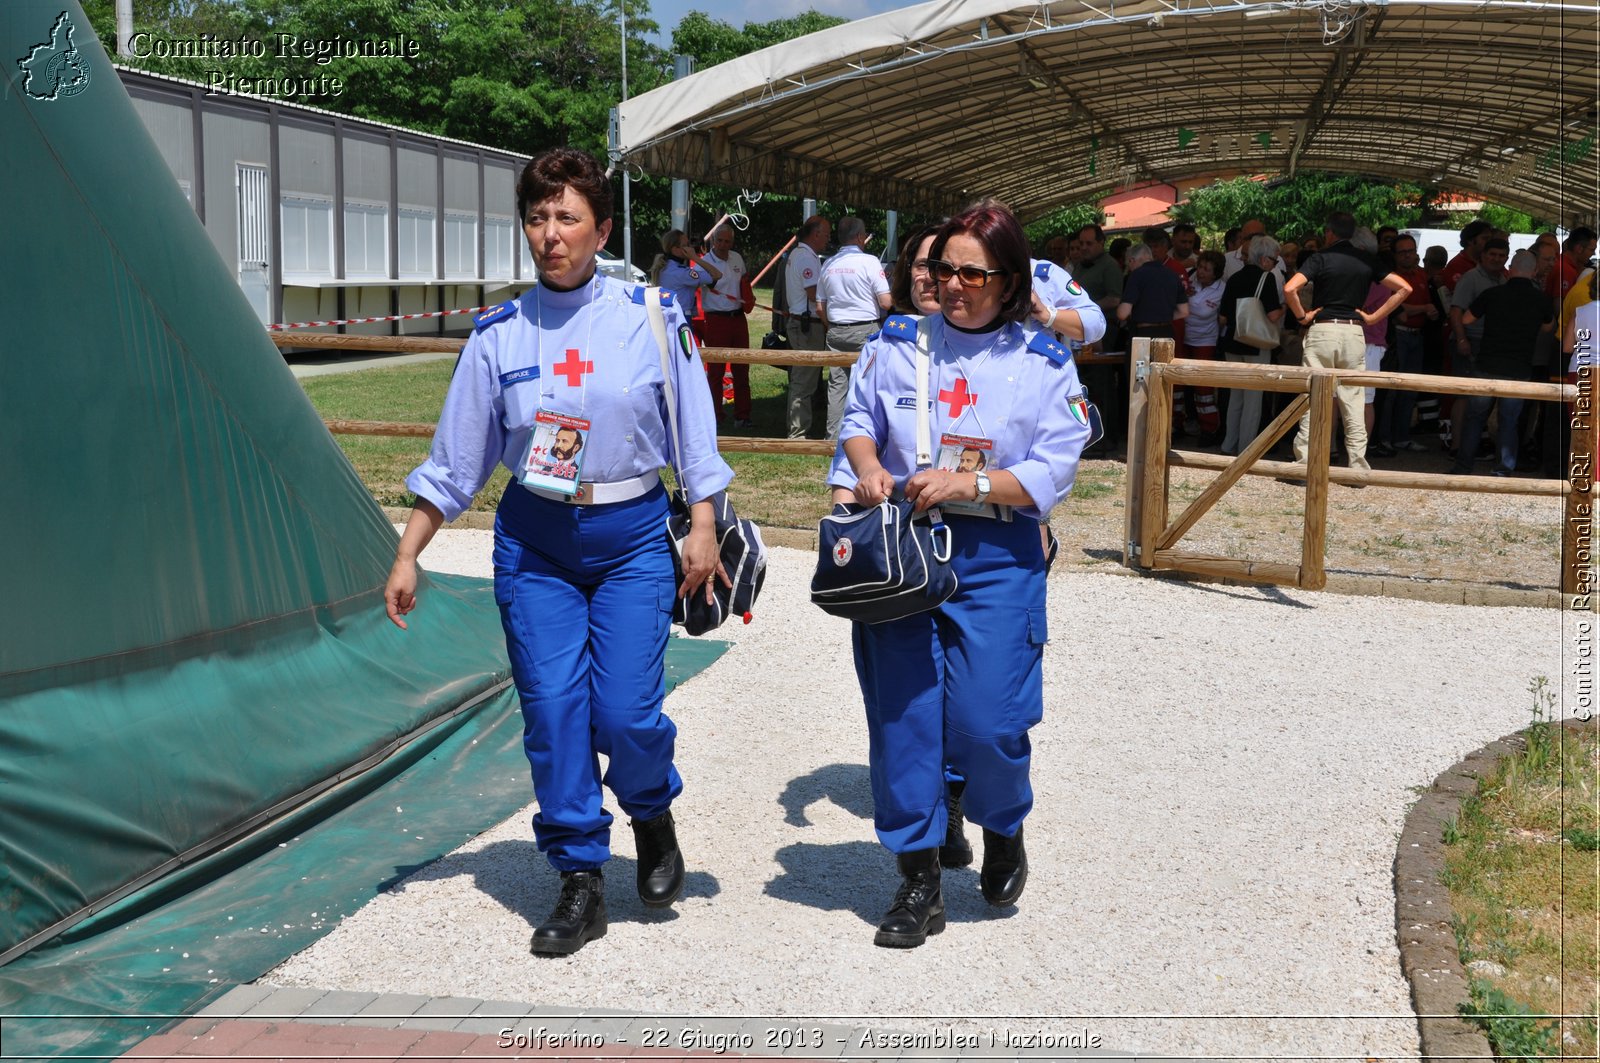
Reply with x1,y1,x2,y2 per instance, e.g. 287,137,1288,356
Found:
936,432,993,514
518,409,590,495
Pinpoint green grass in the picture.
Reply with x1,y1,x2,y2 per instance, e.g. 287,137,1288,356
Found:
300,353,836,527
1441,677,1600,1058
298,317,1123,532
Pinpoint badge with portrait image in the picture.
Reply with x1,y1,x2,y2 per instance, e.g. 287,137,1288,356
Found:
518,409,591,496
936,432,994,514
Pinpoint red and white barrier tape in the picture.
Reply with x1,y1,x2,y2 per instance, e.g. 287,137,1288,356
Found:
266,305,495,331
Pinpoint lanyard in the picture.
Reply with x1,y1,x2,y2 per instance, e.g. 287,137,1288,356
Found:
536,274,599,415
939,321,1002,440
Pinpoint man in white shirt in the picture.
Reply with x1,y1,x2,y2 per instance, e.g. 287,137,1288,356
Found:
700,224,753,427
785,215,832,439
817,216,892,439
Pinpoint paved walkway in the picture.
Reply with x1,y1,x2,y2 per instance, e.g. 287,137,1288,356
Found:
124,985,1135,1061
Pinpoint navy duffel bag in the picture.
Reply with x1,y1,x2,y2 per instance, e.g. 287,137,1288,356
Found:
811,498,958,623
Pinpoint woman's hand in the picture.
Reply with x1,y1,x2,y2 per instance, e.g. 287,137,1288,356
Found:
905,468,977,512
678,522,730,605
853,467,896,507
1030,291,1055,329
384,558,419,630
384,500,444,630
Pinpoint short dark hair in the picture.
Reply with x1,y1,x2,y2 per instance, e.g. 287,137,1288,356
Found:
1392,233,1418,252
928,204,1033,324
1171,222,1197,237
1482,236,1511,254
1459,220,1492,247
1142,225,1170,247
1196,249,1227,277
1223,226,1242,247
1567,226,1598,251
798,216,829,241
1077,222,1105,243
516,148,612,224
890,222,944,313
1326,212,1357,240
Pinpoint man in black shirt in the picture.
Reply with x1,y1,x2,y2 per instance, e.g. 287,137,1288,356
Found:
1454,250,1555,474
1283,212,1411,474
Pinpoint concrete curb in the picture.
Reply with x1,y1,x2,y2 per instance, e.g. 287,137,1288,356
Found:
1392,716,1598,1063
385,509,1563,609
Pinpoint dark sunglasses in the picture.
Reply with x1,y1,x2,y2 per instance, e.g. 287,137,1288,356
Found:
929,260,1008,289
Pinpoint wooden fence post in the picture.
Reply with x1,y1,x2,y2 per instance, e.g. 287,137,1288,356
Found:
1137,338,1175,568
1299,372,1334,591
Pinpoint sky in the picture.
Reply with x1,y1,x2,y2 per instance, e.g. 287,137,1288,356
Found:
641,0,910,44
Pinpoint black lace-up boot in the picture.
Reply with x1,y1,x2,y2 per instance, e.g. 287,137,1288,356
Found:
939,780,974,868
873,848,945,949
630,811,685,908
530,870,606,956
980,824,1028,907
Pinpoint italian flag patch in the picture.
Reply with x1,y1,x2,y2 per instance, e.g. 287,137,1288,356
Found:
1068,394,1090,425
1065,278,1085,297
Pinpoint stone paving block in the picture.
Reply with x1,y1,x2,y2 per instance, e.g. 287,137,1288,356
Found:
170,1020,276,1056
397,996,483,1033
241,985,329,1019
398,1029,479,1058
301,1023,427,1053
296,989,381,1025
453,999,537,1036
193,984,274,1018
118,1031,194,1057
353,992,433,1028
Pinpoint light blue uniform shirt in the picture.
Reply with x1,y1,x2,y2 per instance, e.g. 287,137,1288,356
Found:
827,314,1091,520
408,275,733,522
1032,258,1107,345
658,257,714,314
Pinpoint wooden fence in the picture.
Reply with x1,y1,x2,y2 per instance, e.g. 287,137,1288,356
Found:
1122,337,1594,596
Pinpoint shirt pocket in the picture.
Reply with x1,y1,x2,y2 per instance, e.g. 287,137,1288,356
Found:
499,377,541,431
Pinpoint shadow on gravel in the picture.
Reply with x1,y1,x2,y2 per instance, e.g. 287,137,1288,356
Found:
778,762,874,826
384,838,721,927
764,840,888,925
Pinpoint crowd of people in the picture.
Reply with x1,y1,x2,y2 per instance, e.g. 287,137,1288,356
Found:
1042,214,1597,478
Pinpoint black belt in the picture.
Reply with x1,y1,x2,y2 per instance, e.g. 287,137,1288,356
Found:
1132,322,1173,328
1312,317,1361,324
704,309,743,316
830,320,878,327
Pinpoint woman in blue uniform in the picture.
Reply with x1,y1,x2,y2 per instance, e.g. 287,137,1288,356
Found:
649,229,720,333
829,203,1091,948
383,148,732,957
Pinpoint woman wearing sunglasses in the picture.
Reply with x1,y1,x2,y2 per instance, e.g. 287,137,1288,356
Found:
826,203,1092,948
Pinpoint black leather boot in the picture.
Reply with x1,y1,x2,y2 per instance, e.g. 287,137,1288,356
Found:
980,824,1028,907
530,870,607,956
939,780,974,868
630,811,685,908
873,848,945,949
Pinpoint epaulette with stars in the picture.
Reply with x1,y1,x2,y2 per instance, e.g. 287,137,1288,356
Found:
878,314,918,341
473,302,517,331
1028,330,1071,366
1034,261,1052,281
630,286,675,308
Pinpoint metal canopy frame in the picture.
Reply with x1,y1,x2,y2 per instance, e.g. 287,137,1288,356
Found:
616,0,1599,223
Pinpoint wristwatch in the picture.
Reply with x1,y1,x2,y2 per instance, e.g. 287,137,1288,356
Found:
973,471,992,505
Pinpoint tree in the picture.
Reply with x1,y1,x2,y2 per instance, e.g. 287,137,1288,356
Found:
91,0,666,154
670,9,846,69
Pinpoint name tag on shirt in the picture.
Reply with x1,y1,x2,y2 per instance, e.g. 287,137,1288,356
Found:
895,395,932,410
500,366,540,386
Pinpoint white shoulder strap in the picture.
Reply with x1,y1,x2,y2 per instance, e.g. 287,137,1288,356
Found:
915,316,934,468
643,286,685,481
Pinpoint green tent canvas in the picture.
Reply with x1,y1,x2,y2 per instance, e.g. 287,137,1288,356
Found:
0,0,512,964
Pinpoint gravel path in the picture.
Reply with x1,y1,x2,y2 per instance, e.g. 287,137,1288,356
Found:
268,535,1574,1059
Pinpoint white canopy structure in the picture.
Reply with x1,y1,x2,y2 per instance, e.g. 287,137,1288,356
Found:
616,0,1599,223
